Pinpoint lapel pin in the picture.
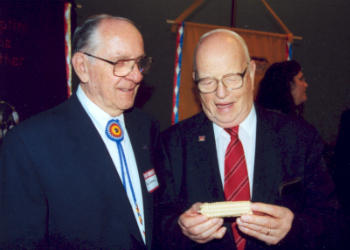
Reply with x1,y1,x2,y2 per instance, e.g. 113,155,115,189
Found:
142,144,148,150
199,136,205,142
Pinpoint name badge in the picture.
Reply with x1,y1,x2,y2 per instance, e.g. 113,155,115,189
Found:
143,169,159,193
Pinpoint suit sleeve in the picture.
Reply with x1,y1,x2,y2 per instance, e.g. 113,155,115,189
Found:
0,130,48,249
154,130,195,250
277,131,348,250
333,110,350,218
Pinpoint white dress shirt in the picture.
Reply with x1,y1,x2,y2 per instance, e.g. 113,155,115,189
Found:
77,85,146,244
213,105,257,197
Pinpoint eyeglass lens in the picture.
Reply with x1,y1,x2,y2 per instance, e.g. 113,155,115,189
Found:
198,74,244,93
114,57,152,77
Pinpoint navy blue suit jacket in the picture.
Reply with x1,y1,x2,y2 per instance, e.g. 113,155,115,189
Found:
160,105,346,250
0,94,162,250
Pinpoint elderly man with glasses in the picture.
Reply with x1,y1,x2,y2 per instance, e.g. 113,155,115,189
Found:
0,14,162,250
159,29,346,250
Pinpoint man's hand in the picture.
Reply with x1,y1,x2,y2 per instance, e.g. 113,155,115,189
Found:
236,202,294,245
178,202,227,243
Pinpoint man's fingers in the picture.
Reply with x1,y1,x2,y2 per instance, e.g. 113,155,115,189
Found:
237,224,279,245
179,213,208,229
237,217,273,235
189,218,224,238
179,217,222,235
237,217,279,245
251,203,286,219
237,204,294,245
178,203,229,244
188,202,202,213
178,202,207,228
202,226,227,242
178,216,226,243
239,213,279,229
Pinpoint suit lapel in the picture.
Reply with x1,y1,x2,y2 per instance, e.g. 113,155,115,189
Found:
252,106,282,203
124,109,155,249
66,95,143,243
189,113,225,202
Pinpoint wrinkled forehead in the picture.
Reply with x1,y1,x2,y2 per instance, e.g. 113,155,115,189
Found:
99,19,141,37
96,19,144,55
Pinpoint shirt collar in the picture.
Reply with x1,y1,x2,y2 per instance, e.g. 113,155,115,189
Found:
76,84,125,131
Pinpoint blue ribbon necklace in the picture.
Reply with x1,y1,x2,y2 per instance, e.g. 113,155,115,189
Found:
106,119,144,228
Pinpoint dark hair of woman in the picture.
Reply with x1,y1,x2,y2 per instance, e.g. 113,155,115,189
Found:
256,60,304,117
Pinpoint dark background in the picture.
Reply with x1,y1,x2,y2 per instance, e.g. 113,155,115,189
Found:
73,0,350,146
1,0,349,146
0,0,68,122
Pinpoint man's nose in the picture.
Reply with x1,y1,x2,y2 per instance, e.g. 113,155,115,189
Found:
216,80,229,98
125,63,143,83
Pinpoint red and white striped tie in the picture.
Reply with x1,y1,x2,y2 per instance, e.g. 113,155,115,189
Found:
224,126,251,250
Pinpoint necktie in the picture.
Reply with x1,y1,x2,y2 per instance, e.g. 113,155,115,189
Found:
105,119,144,229
224,126,250,250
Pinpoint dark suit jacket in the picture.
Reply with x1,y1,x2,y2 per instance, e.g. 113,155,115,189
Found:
160,105,345,250
334,109,350,223
0,94,162,250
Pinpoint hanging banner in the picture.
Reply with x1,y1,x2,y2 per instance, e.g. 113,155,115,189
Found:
0,0,72,126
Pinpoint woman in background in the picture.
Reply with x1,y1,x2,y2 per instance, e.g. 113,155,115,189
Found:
256,60,308,117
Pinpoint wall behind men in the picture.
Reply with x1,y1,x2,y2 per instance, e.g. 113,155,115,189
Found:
73,0,350,145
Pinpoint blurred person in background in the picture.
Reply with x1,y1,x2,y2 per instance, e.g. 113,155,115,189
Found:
256,60,307,118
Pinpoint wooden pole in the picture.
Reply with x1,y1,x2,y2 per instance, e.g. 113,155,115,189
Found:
262,0,299,42
171,0,204,32
231,0,237,27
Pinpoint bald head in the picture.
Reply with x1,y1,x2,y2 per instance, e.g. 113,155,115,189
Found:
193,29,250,74
72,14,139,55
95,18,143,58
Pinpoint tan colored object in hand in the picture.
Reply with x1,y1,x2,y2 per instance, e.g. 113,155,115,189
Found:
199,201,252,218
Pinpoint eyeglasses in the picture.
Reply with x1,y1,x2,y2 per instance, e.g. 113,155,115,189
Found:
83,52,153,77
195,65,249,94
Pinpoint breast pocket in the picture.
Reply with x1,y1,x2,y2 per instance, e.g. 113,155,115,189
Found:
278,177,305,212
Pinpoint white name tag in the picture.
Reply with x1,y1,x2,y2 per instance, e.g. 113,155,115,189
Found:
143,169,159,193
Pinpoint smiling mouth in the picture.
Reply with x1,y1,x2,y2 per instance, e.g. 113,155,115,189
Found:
120,87,135,92
216,103,233,108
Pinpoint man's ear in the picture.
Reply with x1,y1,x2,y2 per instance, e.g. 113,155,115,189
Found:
248,60,256,90
72,52,89,83
192,71,196,81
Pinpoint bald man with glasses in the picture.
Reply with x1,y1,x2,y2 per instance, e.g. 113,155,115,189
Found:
0,14,162,250
159,29,346,250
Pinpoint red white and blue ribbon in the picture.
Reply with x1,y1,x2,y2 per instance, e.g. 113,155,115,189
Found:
106,119,143,226
172,22,185,125
64,2,72,97
286,39,292,61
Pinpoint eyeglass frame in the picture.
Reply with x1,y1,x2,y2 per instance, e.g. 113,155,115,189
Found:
83,52,153,77
195,64,249,94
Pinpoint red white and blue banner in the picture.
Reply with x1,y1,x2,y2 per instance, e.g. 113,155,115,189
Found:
286,41,292,61
0,0,74,144
172,22,184,125
64,2,73,97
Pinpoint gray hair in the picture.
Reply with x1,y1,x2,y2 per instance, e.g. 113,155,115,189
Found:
193,29,250,73
72,14,136,55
